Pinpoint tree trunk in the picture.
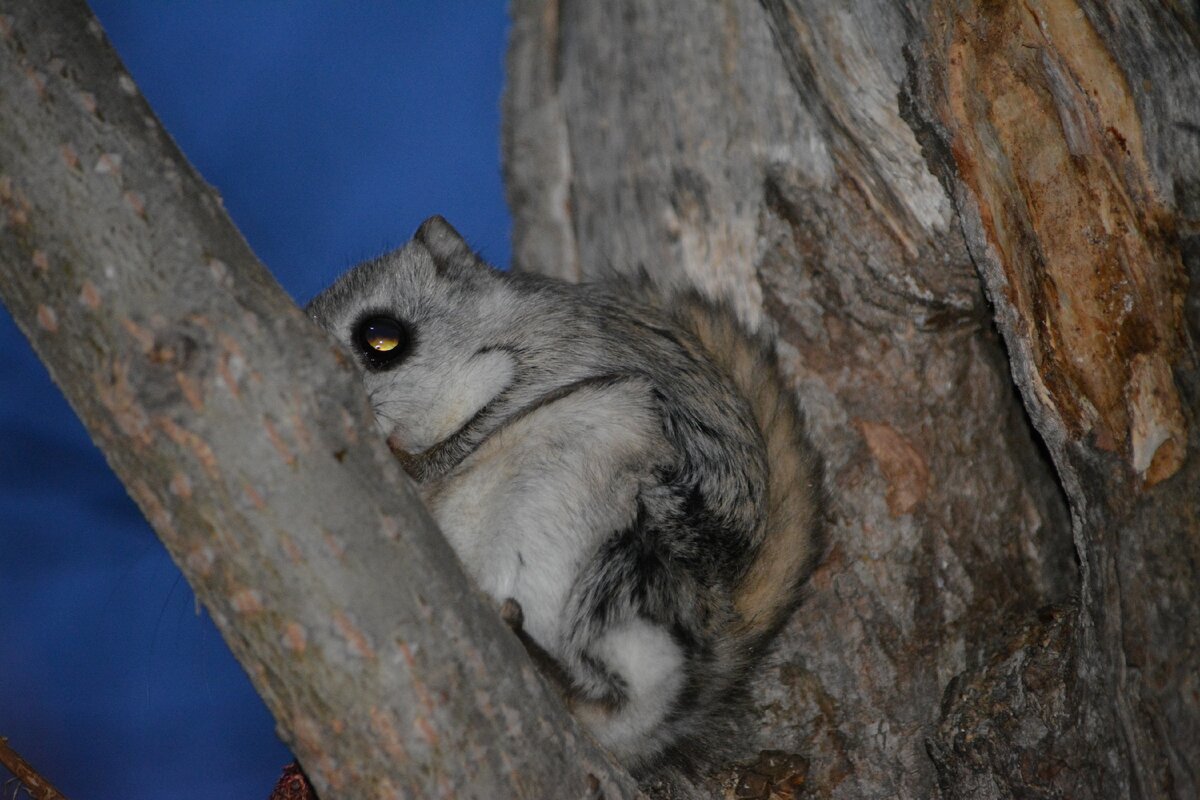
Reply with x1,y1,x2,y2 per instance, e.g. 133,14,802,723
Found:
0,3,639,798
504,1,1199,798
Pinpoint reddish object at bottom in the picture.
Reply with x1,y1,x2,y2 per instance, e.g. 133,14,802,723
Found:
268,761,318,800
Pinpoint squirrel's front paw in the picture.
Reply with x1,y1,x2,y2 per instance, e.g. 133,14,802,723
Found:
499,597,525,631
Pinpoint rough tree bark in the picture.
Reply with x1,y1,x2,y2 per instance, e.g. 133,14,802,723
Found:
505,1,1198,799
0,3,640,799
4,0,1196,798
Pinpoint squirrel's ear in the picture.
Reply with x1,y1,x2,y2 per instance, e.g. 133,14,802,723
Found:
414,215,482,271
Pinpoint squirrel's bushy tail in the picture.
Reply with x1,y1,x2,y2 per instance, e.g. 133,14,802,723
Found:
669,292,824,649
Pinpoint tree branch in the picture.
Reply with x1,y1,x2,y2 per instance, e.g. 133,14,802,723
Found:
0,3,639,797
0,738,68,800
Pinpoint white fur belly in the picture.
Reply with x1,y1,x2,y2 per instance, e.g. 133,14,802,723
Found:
430,477,586,649
422,379,666,654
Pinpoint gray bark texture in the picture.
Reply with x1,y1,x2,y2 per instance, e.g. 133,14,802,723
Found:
0,3,641,799
505,1,1199,798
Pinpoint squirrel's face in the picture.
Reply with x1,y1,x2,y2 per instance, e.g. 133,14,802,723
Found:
307,217,516,460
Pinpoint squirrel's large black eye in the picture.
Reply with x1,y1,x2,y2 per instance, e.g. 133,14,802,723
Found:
353,315,412,369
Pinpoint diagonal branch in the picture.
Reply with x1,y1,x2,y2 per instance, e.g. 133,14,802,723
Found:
0,2,639,797
0,738,69,800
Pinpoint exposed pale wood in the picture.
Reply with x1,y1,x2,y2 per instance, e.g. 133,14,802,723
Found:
0,3,641,798
911,1,1200,797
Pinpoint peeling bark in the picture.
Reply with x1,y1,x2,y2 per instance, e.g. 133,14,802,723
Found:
919,0,1189,487
910,1,1200,797
505,1,1197,797
0,3,640,798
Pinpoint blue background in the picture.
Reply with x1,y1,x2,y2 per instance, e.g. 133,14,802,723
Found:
0,3,510,797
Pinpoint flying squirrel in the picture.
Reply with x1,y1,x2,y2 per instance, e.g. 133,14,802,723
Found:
307,216,823,774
